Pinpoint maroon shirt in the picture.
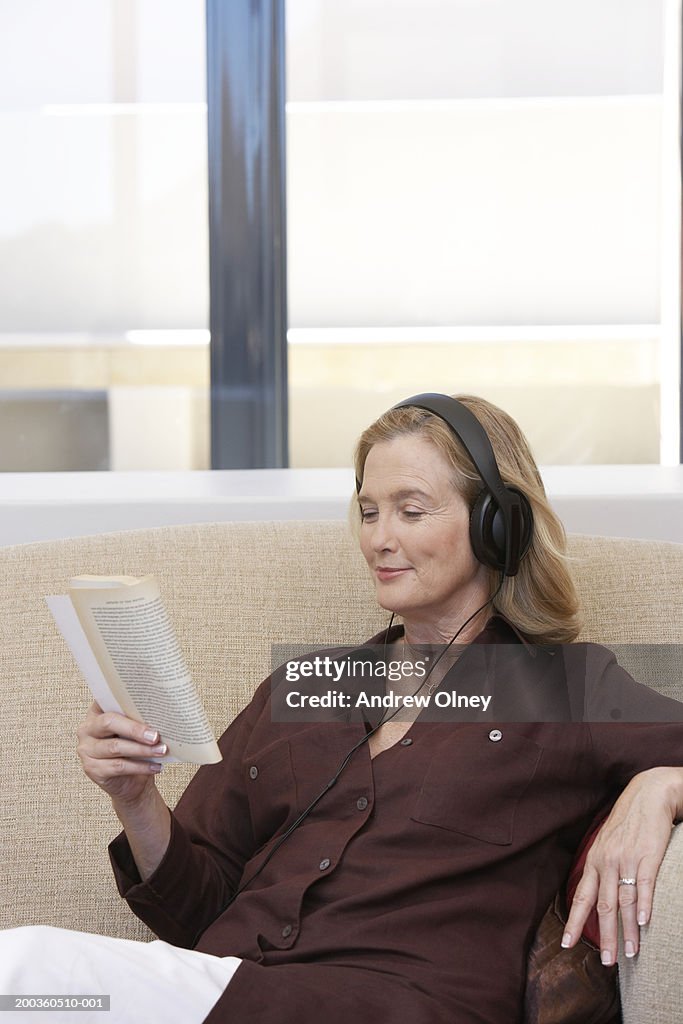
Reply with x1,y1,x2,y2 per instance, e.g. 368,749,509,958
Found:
109,618,683,1023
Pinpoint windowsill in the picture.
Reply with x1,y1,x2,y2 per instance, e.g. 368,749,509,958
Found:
0,465,681,547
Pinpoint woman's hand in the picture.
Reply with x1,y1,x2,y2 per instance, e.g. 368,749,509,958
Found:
562,766,683,966
77,701,167,808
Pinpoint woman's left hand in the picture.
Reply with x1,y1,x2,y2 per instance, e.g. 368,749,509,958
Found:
562,766,683,966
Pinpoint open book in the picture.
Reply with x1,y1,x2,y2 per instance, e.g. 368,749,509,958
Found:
46,575,222,765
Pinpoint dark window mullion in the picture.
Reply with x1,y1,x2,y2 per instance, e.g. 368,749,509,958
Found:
206,0,288,469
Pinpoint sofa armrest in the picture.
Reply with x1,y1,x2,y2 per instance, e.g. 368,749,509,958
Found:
618,824,683,1021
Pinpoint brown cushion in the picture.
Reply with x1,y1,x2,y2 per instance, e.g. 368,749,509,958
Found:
524,892,621,1024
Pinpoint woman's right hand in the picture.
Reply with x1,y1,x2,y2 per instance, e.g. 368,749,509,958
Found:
77,701,167,807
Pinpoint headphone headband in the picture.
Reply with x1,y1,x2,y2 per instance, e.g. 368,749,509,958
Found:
391,394,512,517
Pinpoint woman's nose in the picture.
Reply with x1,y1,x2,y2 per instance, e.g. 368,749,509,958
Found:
370,514,398,552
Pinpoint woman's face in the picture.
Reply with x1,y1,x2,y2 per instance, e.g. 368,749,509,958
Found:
358,434,489,633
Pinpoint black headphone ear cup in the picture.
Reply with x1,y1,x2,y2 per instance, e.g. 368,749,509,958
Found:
469,487,534,572
469,490,502,570
512,488,534,562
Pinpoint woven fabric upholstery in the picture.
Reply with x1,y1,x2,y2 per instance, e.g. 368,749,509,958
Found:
617,824,683,1024
0,522,681,1020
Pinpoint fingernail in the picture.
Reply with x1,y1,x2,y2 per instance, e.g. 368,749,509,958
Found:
149,762,163,773
601,950,613,966
638,911,647,926
151,744,167,755
560,932,572,948
624,941,636,958
144,729,159,743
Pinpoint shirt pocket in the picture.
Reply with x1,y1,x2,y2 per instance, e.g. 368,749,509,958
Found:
242,740,297,849
411,728,542,845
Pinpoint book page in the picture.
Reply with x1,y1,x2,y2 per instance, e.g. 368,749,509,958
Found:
70,575,143,589
45,595,125,715
53,576,221,765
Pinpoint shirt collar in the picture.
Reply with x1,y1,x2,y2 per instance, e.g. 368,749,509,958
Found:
473,613,538,656
368,611,538,657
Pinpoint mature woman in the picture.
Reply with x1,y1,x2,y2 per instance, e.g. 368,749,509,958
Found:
2,392,682,1024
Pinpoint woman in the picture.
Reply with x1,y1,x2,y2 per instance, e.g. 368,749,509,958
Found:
2,392,682,1024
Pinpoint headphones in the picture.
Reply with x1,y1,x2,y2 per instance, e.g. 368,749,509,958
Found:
357,392,534,577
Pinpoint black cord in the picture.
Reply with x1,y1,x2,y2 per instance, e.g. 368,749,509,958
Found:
222,575,505,910
380,573,506,714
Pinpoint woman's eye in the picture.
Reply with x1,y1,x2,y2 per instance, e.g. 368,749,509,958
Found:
402,510,424,519
360,509,377,522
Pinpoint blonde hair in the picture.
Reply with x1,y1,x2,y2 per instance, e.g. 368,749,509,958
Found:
353,395,581,644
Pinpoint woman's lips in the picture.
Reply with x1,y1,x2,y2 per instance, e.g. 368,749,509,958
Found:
375,567,411,581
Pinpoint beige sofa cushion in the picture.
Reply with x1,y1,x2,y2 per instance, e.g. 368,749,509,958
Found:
0,522,681,965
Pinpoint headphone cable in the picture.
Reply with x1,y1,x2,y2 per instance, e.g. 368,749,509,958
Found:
222,574,504,911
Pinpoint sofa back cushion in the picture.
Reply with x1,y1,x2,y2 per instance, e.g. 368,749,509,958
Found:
0,522,681,939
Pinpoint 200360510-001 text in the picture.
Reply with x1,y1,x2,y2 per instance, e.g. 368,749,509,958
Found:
0,996,110,1011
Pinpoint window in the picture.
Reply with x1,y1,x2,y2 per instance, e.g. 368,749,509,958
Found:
0,0,209,470
285,0,681,467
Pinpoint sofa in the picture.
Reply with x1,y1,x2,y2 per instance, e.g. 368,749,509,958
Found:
1,520,682,1022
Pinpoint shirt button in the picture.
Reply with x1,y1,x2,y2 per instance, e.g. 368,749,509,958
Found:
356,797,368,811
319,858,331,870
249,765,259,779
400,737,413,746
488,729,502,742
281,924,292,938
